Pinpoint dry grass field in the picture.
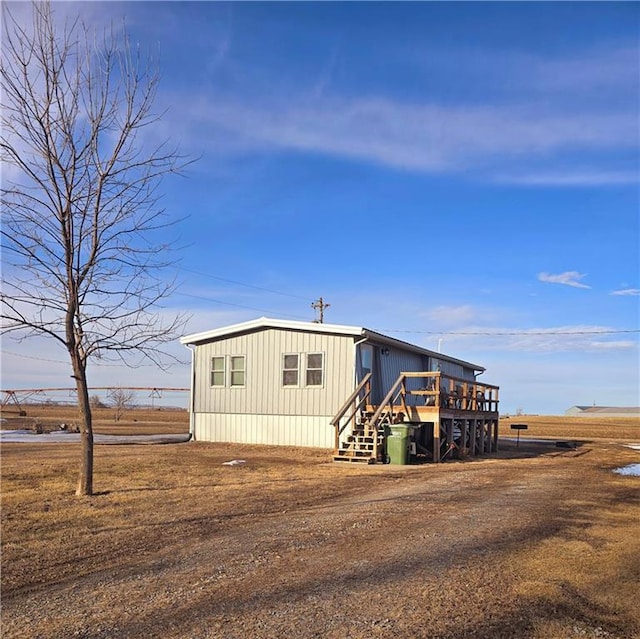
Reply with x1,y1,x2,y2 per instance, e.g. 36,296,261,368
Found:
1,408,639,638
501,414,639,442
1,402,189,435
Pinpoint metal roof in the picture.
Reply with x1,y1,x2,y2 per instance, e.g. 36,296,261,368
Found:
180,316,485,372
566,406,640,415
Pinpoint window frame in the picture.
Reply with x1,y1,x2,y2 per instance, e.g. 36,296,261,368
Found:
210,356,226,387
229,355,246,388
305,352,324,387
282,352,300,388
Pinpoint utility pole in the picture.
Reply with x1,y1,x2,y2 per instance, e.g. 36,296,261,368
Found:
311,297,330,323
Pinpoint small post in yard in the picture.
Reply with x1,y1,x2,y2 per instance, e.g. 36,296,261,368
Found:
510,423,528,448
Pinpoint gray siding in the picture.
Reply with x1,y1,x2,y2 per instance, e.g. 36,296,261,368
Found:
374,343,426,402
364,345,477,406
193,328,355,417
194,413,334,448
429,357,475,381
364,342,476,403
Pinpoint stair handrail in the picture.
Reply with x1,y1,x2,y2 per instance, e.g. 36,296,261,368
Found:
330,373,372,450
330,372,372,428
367,373,408,431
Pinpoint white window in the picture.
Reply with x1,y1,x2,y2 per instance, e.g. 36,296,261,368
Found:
306,352,324,387
211,356,225,387
230,356,245,387
282,353,299,386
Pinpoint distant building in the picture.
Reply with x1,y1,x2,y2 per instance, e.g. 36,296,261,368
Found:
565,406,640,418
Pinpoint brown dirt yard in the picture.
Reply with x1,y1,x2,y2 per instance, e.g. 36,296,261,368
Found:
1,410,639,639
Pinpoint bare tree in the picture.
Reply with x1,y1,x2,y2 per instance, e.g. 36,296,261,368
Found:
1,2,189,495
109,388,136,422
89,394,105,409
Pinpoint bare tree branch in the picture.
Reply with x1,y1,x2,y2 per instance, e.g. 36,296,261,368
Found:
1,1,192,495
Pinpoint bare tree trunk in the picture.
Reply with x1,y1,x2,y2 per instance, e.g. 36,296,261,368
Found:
74,364,94,496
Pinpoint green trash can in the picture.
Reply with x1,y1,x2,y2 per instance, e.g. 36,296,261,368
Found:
386,424,412,465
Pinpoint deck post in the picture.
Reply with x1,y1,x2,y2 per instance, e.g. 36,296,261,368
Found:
486,420,493,452
470,419,477,456
446,418,454,449
489,420,495,452
493,418,499,451
433,416,440,462
480,417,488,455
460,418,468,455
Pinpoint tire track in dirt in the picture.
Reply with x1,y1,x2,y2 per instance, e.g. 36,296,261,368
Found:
2,460,577,638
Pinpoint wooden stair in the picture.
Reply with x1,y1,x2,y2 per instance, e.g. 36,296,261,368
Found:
333,423,384,464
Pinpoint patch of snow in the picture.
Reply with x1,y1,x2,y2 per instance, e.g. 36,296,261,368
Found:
624,443,640,451
1,431,79,443
500,437,558,445
613,463,640,477
0,432,191,444
222,459,246,466
0,429,33,436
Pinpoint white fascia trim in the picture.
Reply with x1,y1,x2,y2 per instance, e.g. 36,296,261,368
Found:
180,316,364,345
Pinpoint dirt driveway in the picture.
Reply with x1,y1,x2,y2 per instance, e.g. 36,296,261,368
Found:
2,438,639,639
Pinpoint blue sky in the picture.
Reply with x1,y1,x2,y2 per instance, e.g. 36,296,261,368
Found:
2,1,639,415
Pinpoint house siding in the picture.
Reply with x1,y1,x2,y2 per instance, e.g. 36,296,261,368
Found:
193,328,355,417
194,413,334,448
430,357,473,380
369,343,475,403
375,344,426,403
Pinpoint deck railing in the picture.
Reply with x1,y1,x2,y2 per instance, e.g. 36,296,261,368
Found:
401,372,500,412
367,372,499,433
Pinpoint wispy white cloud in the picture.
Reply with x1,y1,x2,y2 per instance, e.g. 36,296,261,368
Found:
153,25,639,184
589,340,638,350
422,43,638,99
538,271,591,289
423,305,479,326
528,45,639,95
312,46,342,99
496,170,638,187
611,288,640,296
177,94,636,175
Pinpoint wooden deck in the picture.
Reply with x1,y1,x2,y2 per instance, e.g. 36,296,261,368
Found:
331,372,499,464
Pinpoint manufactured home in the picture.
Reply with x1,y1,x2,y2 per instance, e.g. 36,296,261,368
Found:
180,317,500,463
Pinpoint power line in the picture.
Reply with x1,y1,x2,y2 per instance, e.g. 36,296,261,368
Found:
173,291,311,321
375,328,640,336
2,350,68,364
1,350,174,367
178,267,312,302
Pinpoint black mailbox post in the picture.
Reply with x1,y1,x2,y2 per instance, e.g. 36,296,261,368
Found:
510,423,528,448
